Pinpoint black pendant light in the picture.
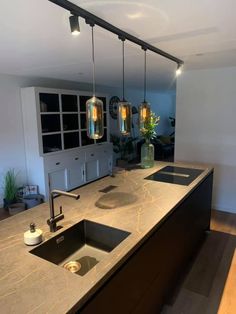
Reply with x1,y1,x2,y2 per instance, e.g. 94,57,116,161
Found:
118,39,132,136
139,48,151,131
86,25,104,140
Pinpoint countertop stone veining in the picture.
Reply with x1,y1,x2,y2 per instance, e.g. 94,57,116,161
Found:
0,162,213,314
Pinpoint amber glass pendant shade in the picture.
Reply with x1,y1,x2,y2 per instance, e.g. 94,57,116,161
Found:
86,96,104,139
118,101,132,136
139,101,151,131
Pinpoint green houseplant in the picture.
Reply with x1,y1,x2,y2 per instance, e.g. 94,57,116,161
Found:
3,169,18,209
110,134,137,166
140,111,160,168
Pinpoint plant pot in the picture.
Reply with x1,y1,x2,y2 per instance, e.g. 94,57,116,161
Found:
8,202,26,216
3,198,17,210
116,159,129,167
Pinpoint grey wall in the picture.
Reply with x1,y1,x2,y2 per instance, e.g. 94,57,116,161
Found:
175,66,236,213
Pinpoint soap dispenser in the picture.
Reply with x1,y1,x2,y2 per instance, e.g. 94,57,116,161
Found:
24,223,43,246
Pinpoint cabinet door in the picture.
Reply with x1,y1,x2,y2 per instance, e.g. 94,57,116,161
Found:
98,145,113,177
85,148,100,182
68,162,85,190
48,169,68,191
86,160,99,182
99,155,112,177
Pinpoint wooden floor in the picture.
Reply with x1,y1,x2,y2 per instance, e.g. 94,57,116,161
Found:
161,209,236,314
0,207,10,220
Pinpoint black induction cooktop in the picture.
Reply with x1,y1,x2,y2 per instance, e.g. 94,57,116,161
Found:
144,166,204,186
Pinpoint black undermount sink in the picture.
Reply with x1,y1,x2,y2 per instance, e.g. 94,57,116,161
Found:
30,220,130,276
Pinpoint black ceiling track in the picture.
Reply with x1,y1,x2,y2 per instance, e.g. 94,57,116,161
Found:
48,0,184,65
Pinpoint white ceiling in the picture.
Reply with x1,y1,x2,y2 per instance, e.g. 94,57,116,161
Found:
0,0,236,90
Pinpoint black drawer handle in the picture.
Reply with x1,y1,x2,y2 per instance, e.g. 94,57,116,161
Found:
91,153,94,157
56,162,60,165
75,157,79,160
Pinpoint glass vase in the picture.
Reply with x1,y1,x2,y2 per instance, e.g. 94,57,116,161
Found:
141,139,154,168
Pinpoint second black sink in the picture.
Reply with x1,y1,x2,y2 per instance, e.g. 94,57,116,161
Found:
30,220,130,276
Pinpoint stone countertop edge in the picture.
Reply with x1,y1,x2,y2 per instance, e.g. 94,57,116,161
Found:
0,161,213,314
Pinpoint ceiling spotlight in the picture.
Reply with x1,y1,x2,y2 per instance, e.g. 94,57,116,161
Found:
176,64,183,76
69,15,80,36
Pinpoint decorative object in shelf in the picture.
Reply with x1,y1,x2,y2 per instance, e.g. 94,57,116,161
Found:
140,112,160,169
86,25,104,140
118,39,132,136
109,96,120,119
139,48,151,132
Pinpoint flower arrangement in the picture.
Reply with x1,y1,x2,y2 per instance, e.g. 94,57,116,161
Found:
140,111,160,141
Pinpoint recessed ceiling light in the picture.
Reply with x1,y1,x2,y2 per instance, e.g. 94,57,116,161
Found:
195,53,204,56
127,12,143,19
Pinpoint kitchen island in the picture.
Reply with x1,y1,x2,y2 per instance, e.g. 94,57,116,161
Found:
0,162,213,313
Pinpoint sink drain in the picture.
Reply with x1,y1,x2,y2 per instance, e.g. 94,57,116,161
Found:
63,261,81,273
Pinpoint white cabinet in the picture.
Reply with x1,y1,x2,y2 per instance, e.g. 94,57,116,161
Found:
21,87,112,200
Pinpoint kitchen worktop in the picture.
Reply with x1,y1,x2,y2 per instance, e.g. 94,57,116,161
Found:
0,162,213,314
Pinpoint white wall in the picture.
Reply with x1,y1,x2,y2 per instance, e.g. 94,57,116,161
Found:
0,73,119,204
175,66,236,213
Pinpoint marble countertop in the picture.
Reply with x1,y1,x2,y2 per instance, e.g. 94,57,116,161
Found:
0,162,213,314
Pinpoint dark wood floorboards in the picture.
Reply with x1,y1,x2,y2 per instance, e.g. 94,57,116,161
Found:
162,209,236,314
0,207,10,221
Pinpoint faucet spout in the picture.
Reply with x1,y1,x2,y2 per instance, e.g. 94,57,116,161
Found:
47,190,80,232
51,190,80,200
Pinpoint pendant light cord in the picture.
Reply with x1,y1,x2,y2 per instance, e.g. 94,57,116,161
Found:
91,26,96,97
144,49,147,102
122,40,125,101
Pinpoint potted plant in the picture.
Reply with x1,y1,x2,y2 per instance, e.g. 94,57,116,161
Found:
3,169,18,209
3,169,25,215
140,111,160,168
110,134,137,167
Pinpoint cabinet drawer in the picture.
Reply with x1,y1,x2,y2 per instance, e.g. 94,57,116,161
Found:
66,150,86,164
85,150,100,161
86,144,112,161
44,155,67,171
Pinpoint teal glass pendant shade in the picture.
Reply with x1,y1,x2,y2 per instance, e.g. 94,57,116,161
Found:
86,96,104,139
118,101,132,136
139,101,151,131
